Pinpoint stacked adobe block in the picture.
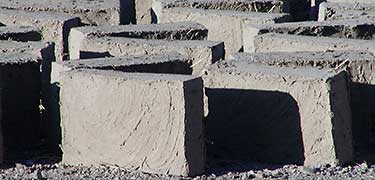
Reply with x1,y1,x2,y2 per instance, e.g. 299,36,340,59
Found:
1,0,375,177
0,0,134,25
318,1,375,21
0,52,42,163
152,0,293,57
203,57,352,166
60,69,204,176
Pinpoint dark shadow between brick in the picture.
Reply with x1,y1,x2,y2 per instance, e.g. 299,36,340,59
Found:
205,88,305,174
120,0,136,24
351,82,375,165
79,51,113,59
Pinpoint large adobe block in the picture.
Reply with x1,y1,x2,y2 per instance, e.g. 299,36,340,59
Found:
72,36,224,75
70,21,207,41
0,0,134,25
0,26,41,42
0,9,80,61
0,41,54,60
153,0,292,58
69,22,208,60
60,69,204,176
52,53,192,83
243,17,375,52
47,53,192,150
252,33,375,54
318,2,375,21
159,0,285,13
230,51,375,84
0,41,55,146
326,0,374,3
135,0,286,24
230,51,375,163
0,52,41,151
147,0,284,23
135,0,154,24
154,0,309,21
0,40,55,83
204,60,353,166
0,40,55,87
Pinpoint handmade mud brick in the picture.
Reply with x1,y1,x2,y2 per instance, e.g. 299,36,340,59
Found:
135,0,154,24
70,21,207,41
0,41,55,146
0,9,80,61
47,53,191,147
153,1,292,58
72,36,224,75
230,50,375,163
318,2,375,21
52,53,192,83
0,0,134,25
252,33,375,53
203,60,353,166
0,52,41,153
154,0,308,21
0,40,55,84
0,40,55,89
69,22,208,60
243,17,375,52
60,69,204,176
0,26,41,42
229,51,375,84
326,0,374,3
159,0,285,13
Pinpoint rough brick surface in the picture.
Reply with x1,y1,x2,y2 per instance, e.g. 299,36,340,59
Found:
252,33,375,53
47,53,192,147
155,0,309,21
153,0,292,58
135,0,154,24
72,36,224,75
1,0,374,175
0,40,55,85
60,69,204,176
69,22,208,60
243,17,375,52
0,26,41,42
230,51,375,164
159,0,285,13
318,2,375,21
52,53,192,83
0,9,79,61
326,0,374,3
0,0,134,25
203,59,353,166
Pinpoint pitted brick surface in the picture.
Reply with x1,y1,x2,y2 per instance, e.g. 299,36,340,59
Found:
204,60,353,166
0,9,80,61
60,69,204,176
153,2,292,57
253,33,375,54
0,26,41,42
0,0,134,25
2,0,375,176
319,2,375,21
73,36,224,75
243,17,375,52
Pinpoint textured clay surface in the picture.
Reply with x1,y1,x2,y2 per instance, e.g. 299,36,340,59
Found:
203,60,353,167
60,69,204,176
